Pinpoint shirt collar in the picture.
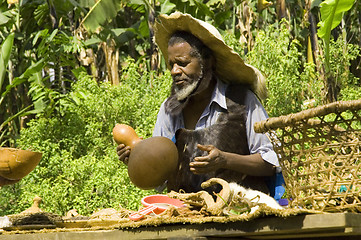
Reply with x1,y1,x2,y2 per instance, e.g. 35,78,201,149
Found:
210,79,228,110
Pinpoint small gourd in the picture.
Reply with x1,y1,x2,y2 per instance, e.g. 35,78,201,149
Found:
112,124,141,149
113,124,178,189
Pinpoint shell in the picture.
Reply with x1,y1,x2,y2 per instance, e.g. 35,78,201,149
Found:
0,148,42,180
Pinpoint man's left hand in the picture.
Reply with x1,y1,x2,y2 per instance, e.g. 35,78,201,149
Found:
189,144,226,174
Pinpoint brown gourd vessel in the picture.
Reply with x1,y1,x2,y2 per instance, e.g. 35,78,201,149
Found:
0,148,42,181
113,124,178,189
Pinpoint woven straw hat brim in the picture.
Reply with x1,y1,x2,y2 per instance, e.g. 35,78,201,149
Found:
154,12,267,99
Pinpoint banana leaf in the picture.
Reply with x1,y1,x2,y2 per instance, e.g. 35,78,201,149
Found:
81,0,123,32
0,32,14,94
317,0,355,72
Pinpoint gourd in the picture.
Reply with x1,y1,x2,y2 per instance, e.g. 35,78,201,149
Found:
112,124,141,149
0,148,42,181
113,124,178,190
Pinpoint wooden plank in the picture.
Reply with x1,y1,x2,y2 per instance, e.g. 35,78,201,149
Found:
1,213,361,239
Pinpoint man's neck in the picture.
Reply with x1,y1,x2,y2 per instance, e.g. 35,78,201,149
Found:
182,77,216,129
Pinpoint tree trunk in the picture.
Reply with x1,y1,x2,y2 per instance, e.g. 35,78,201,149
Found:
102,39,119,85
237,1,254,51
276,0,286,20
47,0,58,29
148,5,158,73
308,11,336,103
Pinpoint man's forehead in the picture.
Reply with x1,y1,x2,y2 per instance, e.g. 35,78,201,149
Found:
167,42,194,59
168,31,205,50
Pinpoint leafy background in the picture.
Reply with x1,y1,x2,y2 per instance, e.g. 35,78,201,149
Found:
0,0,360,215
0,59,172,215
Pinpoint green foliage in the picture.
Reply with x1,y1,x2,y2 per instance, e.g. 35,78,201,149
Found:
340,85,361,101
0,58,172,216
328,38,360,88
315,37,361,102
82,0,123,32
222,31,246,58
246,22,322,117
0,0,359,217
0,1,88,147
318,0,355,39
317,0,355,73
0,32,14,91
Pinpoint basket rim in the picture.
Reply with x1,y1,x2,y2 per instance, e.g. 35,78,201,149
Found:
254,99,361,133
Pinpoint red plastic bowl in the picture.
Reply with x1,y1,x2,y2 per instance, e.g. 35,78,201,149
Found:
129,195,184,221
141,194,184,214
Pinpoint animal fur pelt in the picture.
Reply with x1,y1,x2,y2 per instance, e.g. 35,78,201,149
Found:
168,178,282,216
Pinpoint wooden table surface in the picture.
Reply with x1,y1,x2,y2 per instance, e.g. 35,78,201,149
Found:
2,212,361,239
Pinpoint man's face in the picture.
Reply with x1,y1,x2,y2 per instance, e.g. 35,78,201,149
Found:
167,42,203,101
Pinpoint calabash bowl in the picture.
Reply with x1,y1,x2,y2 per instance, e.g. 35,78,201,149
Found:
0,148,42,180
127,136,178,189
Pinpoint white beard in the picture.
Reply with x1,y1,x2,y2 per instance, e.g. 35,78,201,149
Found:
175,80,199,101
174,67,204,101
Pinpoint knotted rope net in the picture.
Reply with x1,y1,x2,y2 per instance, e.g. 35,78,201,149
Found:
255,99,361,212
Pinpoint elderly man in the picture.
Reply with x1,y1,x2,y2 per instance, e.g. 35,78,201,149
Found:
117,12,280,195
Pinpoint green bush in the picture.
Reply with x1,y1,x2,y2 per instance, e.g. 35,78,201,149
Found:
245,21,360,116
2,24,359,217
0,58,172,216
246,21,322,117
329,38,361,101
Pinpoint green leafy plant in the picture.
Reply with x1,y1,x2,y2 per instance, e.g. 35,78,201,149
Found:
317,0,355,73
328,38,361,100
0,32,14,91
317,0,355,102
0,59,172,216
81,0,123,32
246,21,322,117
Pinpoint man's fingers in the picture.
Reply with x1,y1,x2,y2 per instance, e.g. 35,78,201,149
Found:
118,149,130,158
190,165,209,174
117,145,130,156
196,144,214,152
123,157,129,165
190,161,208,167
117,144,131,165
116,144,125,151
193,155,209,162
191,145,221,174
119,151,130,165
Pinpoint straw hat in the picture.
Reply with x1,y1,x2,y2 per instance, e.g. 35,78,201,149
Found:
154,12,267,100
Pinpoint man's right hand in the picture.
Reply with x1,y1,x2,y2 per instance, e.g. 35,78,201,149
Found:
116,144,131,165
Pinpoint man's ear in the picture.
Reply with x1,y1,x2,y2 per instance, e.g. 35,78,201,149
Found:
205,54,216,71
211,55,216,71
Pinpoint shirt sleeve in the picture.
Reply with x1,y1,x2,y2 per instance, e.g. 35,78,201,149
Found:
245,90,280,167
153,101,175,141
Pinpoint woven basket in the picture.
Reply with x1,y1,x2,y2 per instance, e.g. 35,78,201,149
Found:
254,99,361,212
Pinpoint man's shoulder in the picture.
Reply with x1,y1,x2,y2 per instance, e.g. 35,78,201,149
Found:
225,83,252,93
224,83,252,102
